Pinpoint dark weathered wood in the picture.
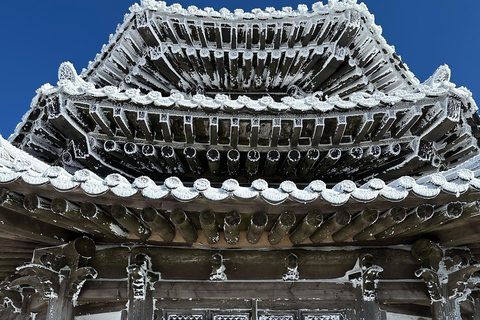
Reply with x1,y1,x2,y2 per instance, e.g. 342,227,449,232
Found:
126,254,158,320
24,194,85,233
263,149,280,177
245,149,260,179
207,148,221,176
268,211,296,245
296,148,320,178
411,239,444,269
224,211,241,245
199,210,219,244
80,202,129,238
279,149,301,178
402,202,463,238
170,209,197,243
332,209,379,242
227,149,240,177
161,145,184,175
334,147,364,173
314,148,341,176
183,146,203,175
289,211,323,245
376,204,435,239
110,204,151,241
246,211,268,244
141,144,166,172
51,198,106,237
354,207,406,241
310,211,351,244
140,207,175,242
0,198,76,244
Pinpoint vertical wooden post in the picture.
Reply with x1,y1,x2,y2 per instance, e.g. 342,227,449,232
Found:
353,254,386,320
126,254,160,320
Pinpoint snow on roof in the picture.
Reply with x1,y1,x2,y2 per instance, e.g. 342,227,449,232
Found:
0,134,479,205
79,0,419,92
23,62,476,116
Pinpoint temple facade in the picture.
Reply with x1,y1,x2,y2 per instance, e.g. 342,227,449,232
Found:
1,0,480,319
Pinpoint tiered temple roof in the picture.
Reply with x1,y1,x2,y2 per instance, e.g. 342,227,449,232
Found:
2,1,480,319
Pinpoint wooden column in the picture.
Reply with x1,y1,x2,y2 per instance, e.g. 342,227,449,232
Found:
227,149,240,177
126,254,160,320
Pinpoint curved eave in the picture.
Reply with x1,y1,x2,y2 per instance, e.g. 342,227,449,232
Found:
2,138,480,206
79,0,418,96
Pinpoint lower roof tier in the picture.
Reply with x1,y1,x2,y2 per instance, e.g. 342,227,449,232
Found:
9,64,480,185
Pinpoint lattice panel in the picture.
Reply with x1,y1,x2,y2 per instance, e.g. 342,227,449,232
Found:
167,314,204,320
259,315,295,320
213,315,250,320
303,315,343,320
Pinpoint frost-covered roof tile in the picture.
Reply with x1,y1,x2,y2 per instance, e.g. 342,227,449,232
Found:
1,136,480,205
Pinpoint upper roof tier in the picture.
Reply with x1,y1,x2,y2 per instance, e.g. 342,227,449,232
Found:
80,0,418,98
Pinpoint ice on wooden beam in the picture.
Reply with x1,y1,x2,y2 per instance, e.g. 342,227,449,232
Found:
170,209,197,243
207,148,221,176
245,149,260,179
161,145,185,175
279,149,301,178
111,204,151,241
80,202,129,238
247,211,268,244
268,211,296,245
310,210,351,244
142,144,166,173
23,194,86,234
297,148,320,178
376,204,435,240
314,148,341,176
51,198,106,238
227,149,240,178
200,210,219,244
332,208,379,242
183,146,203,175
263,150,280,178
401,202,464,238
224,211,241,245
290,211,323,245
354,206,406,241
140,207,175,242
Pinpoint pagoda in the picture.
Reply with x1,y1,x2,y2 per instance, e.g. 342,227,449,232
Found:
1,0,480,319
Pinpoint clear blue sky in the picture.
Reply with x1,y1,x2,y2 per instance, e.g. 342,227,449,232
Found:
1,0,478,138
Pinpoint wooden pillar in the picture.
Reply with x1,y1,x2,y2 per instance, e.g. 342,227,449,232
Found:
126,254,160,320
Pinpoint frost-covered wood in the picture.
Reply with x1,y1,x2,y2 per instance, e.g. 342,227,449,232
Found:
268,211,296,245
170,209,198,243
111,204,151,241
289,211,323,245
199,210,219,244
140,207,175,242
